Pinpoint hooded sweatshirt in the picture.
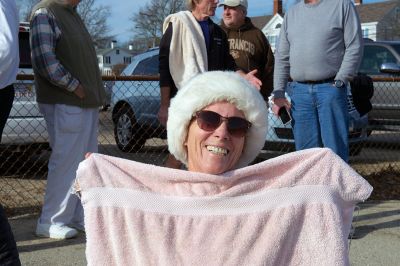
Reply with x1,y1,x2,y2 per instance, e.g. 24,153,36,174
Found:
221,17,274,100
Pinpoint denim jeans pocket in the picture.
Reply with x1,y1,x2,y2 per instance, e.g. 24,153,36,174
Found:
286,82,295,97
56,104,83,133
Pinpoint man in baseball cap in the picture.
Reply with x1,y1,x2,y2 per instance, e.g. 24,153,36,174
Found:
219,0,274,101
219,0,248,9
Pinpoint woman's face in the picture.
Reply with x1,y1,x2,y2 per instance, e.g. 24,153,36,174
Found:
193,0,219,19
185,101,246,175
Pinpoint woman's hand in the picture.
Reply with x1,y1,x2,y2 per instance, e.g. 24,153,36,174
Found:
237,69,262,90
244,69,262,90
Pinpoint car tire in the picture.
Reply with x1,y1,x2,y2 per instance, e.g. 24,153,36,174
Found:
114,104,146,152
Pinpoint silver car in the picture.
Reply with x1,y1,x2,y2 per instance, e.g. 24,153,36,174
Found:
2,24,48,145
111,48,163,152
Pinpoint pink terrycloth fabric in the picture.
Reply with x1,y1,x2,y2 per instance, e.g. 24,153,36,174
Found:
75,148,372,266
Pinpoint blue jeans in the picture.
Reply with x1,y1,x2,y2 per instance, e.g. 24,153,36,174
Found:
287,82,349,162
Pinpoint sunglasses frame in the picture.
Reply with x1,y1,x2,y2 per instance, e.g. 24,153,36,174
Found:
193,110,252,138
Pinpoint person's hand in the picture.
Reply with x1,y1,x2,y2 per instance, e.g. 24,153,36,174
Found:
85,152,92,159
158,104,169,127
74,84,85,99
271,97,291,116
244,69,262,90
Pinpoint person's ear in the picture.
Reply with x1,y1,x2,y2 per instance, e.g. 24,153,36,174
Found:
242,7,247,16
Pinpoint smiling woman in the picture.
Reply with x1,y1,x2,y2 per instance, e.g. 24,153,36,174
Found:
167,71,268,174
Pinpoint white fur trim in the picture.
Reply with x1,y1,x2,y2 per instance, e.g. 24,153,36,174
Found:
167,71,268,169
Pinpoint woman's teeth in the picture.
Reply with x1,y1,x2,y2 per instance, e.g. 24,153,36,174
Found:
206,145,228,155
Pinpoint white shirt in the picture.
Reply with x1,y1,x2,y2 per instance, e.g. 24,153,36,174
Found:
0,0,19,89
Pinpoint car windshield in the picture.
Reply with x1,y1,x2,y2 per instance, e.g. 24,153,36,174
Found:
121,50,159,76
390,44,400,56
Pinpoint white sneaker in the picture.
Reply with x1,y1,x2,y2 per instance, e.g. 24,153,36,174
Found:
36,222,78,239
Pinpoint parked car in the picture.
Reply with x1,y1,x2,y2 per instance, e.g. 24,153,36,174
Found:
265,92,369,155
358,41,400,131
111,48,369,155
1,23,48,146
111,48,164,152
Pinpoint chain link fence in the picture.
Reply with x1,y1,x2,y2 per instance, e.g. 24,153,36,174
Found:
1,75,400,215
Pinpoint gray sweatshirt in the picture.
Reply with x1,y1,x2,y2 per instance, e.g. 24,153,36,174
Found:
273,0,363,98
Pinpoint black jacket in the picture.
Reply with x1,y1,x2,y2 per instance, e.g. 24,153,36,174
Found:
159,18,237,98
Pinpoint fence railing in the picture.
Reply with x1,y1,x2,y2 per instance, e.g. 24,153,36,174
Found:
1,75,399,215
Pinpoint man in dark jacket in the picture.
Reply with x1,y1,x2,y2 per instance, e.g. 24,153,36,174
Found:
220,0,274,101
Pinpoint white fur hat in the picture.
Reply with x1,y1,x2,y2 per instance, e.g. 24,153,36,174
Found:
167,71,267,169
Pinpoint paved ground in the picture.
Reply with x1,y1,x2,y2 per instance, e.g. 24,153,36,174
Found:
8,200,400,266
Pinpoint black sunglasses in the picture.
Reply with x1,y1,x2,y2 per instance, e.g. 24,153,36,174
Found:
194,110,251,138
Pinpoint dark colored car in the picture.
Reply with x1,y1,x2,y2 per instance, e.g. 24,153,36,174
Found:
358,41,400,131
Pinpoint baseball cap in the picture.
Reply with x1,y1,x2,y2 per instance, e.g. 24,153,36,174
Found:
218,0,248,9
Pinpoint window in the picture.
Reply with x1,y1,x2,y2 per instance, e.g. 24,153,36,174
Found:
359,45,397,75
116,49,120,55
362,28,369,38
124,57,131,64
104,56,111,64
275,23,281,29
268,35,277,47
132,55,159,75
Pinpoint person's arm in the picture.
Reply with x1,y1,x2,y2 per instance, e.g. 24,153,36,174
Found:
272,14,291,115
335,1,363,83
273,14,290,100
260,34,275,100
30,8,84,98
158,22,174,126
0,0,19,88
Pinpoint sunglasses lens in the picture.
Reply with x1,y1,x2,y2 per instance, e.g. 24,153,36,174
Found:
227,117,250,137
197,111,221,131
196,111,251,137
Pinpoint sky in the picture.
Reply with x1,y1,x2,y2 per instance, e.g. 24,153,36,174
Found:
97,0,388,45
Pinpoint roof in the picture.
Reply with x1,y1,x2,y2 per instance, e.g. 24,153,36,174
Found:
251,15,274,30
356,0,399,23
96,47,135,56
249,0,399,30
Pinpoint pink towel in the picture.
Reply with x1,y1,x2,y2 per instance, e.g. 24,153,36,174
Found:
75,148,372,266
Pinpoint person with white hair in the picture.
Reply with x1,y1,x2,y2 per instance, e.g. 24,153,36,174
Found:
30,0,106,239
158,0,262,169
